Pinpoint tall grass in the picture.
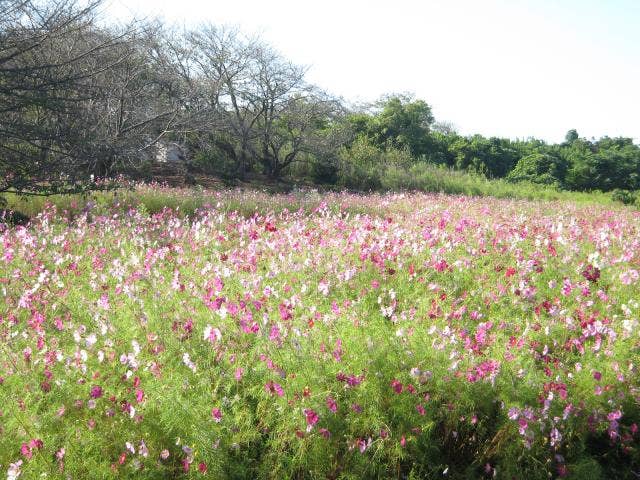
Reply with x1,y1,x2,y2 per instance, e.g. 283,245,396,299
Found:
379,163,616,204
0,165,626,222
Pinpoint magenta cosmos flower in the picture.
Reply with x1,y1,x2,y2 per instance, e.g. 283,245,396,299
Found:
304,409,319,430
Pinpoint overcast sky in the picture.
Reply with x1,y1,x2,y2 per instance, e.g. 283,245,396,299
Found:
108,0,639,144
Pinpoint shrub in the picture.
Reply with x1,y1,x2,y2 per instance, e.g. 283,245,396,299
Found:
193,147,238,179
610,189,637,205
506,152,567,186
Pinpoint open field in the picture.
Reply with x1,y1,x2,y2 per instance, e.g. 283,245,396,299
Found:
1,189,639,479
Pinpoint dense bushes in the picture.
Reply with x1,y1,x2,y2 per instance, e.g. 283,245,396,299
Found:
289,97,640,205
506,153,568,186
610,189,637,205
334,138,413,191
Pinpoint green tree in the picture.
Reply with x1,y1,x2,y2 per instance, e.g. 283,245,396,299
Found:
506,152,567,186
564,129,579,145
368,94,434,157
446,135,519,178
563,137,640,191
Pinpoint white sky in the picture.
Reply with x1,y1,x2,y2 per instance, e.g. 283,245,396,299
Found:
108,0,640,144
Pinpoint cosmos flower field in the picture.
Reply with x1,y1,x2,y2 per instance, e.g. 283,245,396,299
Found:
1,189,639,479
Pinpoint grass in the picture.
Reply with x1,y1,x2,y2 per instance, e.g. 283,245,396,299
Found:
379,162,617,204
0,165,627,222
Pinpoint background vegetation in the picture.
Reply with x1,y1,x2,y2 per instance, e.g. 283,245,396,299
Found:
1,0,640,209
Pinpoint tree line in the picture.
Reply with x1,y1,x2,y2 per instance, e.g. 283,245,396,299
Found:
2,0,639,198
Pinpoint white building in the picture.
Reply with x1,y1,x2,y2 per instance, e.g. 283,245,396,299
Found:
155,141,188,164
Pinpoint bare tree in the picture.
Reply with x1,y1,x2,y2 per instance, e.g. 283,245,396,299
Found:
0,4,348,194
254,89,344,177
70,22,193,175
0,0,190,194
1,0,124,193
186,25,344,179
186,25,264,178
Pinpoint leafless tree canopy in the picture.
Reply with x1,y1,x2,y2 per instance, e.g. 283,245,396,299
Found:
0,2,347,194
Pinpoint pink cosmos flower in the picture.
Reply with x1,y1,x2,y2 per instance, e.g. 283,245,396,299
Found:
518,418,528,435
97,294,110,310
582,264,600,283
346,374,363,387
213,276,224,293
269,325,281,342
20,443,32,459
434,259,449,272
265,381,284,397
90,385,103,399
326,396,337,413
550,427,562,447
357,438,370,453
620,269,639,285
29,439,42,449
318,279,330,296
391,379,403,394
211,408,222,422
304,409,319,431
278,303,292,321
332,339,343,362
607,410,622,421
